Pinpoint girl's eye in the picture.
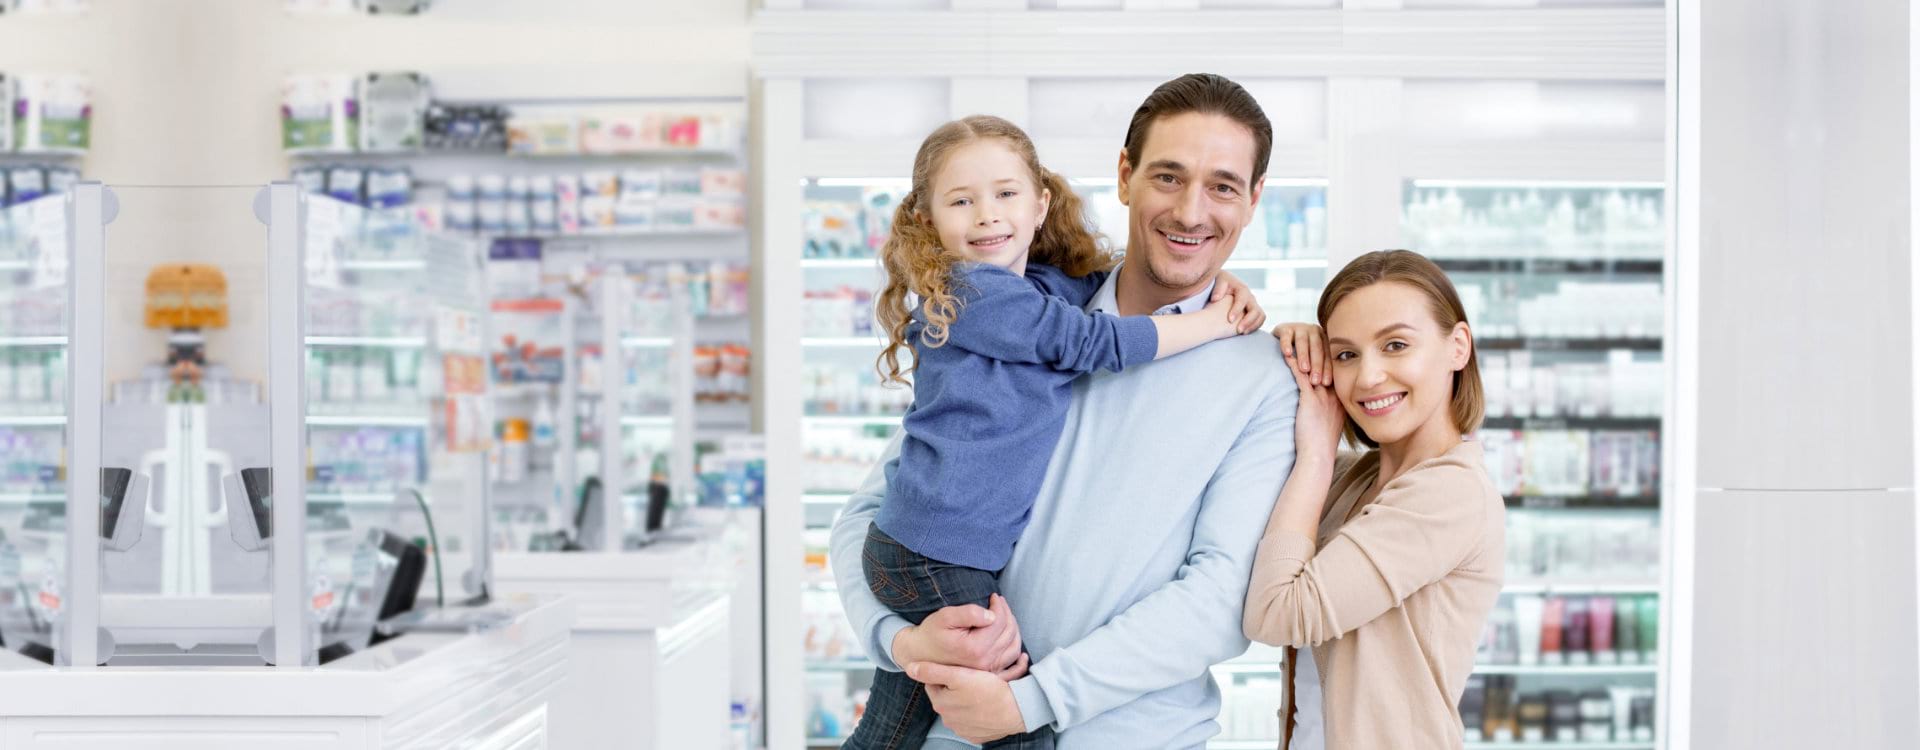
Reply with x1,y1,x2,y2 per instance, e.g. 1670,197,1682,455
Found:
998,190,1017,199
951,199,970,207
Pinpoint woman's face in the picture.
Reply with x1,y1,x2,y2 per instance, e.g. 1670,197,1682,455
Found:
1325,281,1472,447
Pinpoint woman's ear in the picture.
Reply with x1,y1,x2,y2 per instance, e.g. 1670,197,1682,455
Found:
1450,321,1472,371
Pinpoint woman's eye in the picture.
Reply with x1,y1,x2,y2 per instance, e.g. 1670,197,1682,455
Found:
1334,351,1355,362
1385,341,1408,352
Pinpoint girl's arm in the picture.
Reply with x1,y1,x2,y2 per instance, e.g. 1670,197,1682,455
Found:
941,265,1242,374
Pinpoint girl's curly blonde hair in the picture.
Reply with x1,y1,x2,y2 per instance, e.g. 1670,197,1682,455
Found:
875,115,1118,384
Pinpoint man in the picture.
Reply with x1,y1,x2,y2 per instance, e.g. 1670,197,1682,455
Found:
832,73,1299,749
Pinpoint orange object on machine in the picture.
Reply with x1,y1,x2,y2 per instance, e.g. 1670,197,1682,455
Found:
145,264,229,329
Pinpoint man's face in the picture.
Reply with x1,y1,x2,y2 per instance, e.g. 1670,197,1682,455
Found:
1116,112,1264,294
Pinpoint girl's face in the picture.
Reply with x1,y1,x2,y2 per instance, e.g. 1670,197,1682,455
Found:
1325,281,1472,448
924,140,1051,275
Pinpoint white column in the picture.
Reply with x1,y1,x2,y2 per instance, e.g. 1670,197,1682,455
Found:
64,183,108,669
1676,0,1919,747
264,183,310,668
758,76,807,750
1324,77,1404,266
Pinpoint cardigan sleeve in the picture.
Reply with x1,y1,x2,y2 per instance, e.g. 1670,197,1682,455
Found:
1242,459,1491,647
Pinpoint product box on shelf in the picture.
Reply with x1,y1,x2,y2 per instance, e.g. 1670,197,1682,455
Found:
12,74,90,154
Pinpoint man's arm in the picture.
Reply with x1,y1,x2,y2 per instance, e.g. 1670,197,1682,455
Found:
1007,378,1300,732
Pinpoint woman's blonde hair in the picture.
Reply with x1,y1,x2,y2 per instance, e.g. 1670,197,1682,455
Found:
875,115,1117,384
1317,249,1485,448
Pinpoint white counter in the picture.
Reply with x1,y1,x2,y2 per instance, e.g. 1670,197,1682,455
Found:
496,532,738,750
0,594,574,749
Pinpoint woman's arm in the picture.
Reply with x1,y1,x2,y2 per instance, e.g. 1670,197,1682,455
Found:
1242,459,1491,648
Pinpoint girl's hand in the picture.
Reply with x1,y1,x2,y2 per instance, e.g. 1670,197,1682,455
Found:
1290,357,1346,464
1273,322,1331,387
1198,292,1244,340
1210,272,1267,334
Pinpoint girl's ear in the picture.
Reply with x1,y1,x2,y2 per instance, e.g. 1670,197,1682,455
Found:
1450,321,1472,371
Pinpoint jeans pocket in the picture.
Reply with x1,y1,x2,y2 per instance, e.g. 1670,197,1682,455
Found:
864,554,920,609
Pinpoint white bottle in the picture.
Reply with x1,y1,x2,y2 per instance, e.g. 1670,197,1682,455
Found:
532,396,557,449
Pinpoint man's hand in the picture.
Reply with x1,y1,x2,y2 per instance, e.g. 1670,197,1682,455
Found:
891,594,1024,673
910,661,1029,744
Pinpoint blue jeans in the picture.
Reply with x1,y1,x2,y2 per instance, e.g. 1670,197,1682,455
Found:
843,526,1055,750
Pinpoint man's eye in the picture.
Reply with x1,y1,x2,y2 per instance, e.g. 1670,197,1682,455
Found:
1156,174,1177,184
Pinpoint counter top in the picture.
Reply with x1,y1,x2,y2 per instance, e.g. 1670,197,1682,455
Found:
0,593,574,727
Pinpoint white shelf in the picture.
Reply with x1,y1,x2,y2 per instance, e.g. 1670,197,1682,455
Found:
1474,663,1657,676
0,336,65,347
305,336,429,348
1222,258,1329,271
806,659,874,672
1502,582,1661,596
0,260,32,271
622,415,673,427
1464,743,1653,750
308,492,424,506
306,415,429,428
621,337,673,348
0,493,64,505
803,415,903,427
338,259,427,272
0,415,65,426
803,494,850,505
800,258,880,270
486,227,748,241
801,337,884,348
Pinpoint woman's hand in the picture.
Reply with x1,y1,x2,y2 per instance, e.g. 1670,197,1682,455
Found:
1290,356,1346,466
1210,272,1268,335
1273,322,1330,386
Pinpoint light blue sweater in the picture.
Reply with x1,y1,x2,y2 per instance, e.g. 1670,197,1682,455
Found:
831,270,1299,749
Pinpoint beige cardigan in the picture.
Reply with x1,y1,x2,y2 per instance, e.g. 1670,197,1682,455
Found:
1243,441,1506,750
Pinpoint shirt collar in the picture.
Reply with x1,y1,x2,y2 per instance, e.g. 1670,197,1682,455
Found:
1088,263,1217,316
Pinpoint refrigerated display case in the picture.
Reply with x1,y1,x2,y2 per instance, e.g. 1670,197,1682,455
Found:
1404,180,1666,749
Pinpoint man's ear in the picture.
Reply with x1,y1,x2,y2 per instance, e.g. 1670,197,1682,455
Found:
1243,180,1265,228
1115,148,1133,206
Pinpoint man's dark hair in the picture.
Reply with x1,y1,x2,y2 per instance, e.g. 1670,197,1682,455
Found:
1122,73,1274,186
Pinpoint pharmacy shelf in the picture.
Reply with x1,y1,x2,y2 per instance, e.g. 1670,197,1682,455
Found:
1502,582,1661,596
800,257,880,270
0,260,32,271
308,492,429,506
305,335,429,348
621,415,674,427
1476,337,1662,352
485,227,748,241
803,415,904,427
803,493,851,505
1473,664,1658,676
1221,257,1329,271
808,738,851,748
1464,743,1653,750
305,415,430,428
801,337,885,348
338,259,428,272
1481,417,1661,432
0,336,65,347
1505,495,1659,510
0,415,65,426
807,659,875,672
1432,258,1663,275
620,336,673,348
290,147,739,161
0,493,65,505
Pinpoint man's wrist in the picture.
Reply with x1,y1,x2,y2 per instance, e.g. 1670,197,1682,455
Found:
888,623,919,669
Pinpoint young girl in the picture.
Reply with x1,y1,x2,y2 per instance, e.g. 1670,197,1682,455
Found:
1245,250,1506,750
845,114,1264,750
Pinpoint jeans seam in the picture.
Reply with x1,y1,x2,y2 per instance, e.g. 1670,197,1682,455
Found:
864,551,920,608
882,679,925,750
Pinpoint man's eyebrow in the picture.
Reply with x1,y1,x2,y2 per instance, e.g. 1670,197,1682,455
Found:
1144,159,1187,174
1211,169,1248,190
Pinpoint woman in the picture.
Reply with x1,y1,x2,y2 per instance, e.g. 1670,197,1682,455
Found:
1245,249,1506,749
